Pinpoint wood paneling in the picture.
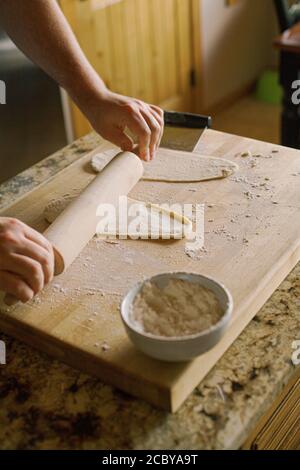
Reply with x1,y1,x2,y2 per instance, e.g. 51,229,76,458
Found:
59,0,195,137
243,370,300,450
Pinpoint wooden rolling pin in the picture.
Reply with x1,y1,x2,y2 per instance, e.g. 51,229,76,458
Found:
4,151,143,305
45,150,143,275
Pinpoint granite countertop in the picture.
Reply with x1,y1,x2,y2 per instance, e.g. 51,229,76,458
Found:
0,132,299,450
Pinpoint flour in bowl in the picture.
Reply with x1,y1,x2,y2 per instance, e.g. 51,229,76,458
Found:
129,278,223,338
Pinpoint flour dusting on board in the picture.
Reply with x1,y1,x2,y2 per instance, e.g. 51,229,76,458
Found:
62,240,170,297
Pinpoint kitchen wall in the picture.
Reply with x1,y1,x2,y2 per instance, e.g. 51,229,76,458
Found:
200,0,279,109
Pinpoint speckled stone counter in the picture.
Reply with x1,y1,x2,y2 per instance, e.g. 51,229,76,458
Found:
0,132,299,450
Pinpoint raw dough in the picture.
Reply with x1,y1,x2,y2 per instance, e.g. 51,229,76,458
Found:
44,195,75,223
130,278,224,337
142,149,238,182
90,149,118,173
44,196,192,239
90,149,238,182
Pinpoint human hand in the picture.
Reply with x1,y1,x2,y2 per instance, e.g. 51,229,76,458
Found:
85,90,164,162
0,217,54,304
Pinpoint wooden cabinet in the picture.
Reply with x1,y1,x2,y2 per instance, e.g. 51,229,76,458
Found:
59,0,199,138
243,370,300,450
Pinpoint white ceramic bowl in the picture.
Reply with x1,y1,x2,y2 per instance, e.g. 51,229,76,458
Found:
120,272,233,362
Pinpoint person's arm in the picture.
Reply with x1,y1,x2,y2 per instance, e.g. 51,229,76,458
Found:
0,0,164,162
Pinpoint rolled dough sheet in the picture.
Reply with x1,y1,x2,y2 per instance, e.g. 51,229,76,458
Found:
44,196,192,239
90,149,238,182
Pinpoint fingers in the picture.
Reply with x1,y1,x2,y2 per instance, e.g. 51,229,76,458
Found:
0,271,34,304
104,128,134,153
2,253,45,295
90,91,164,161
15,238,54,285
0,218,55,303
140,109,162,160
150,105,164,148
125,108,151,161
128,103,164,161
24,224,53,254
22,225,55,284
4,294,19,307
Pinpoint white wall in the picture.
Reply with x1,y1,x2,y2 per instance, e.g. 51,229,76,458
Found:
200,0,278,109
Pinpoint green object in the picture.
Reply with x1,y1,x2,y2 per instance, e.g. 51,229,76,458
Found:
256,70,283,105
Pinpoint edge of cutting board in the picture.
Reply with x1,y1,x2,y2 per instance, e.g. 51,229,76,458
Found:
0,236,299,412
0,142,112,213
1,132,300,412
171,237,300,411
0,312,172,410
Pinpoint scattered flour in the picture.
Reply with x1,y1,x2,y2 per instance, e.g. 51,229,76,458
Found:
130,278,223,338
241,151,252,158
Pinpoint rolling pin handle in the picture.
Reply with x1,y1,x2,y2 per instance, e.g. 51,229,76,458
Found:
3,151,143,305
52,246,65,276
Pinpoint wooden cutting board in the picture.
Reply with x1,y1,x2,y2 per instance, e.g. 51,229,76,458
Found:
1,129,300,412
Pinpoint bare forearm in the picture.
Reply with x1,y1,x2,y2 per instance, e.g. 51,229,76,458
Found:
0,0,106,112
0,0,164,160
